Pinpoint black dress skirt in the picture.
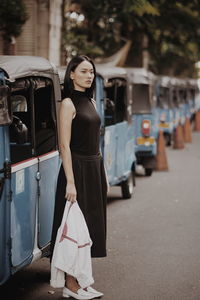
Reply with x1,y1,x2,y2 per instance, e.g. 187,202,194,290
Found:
50,90,107,258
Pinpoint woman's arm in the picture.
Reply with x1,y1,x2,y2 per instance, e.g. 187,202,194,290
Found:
59,98,77,202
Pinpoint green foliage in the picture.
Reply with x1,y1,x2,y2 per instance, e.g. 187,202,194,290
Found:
0,0,28,40
124,0,159,16
63,30,104,57
147,1,200,76
62,0,200,76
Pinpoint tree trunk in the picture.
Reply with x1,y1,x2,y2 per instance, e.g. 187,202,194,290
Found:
125,32,149,68
60,0,66,65
3,37,16,55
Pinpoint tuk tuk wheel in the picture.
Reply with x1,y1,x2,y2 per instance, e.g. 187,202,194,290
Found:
121,174,134,199
164,133,172,146
145,168,153,176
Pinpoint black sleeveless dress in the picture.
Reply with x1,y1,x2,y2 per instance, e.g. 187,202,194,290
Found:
50,90,107,258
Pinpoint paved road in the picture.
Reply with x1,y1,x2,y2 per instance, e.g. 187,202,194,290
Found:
1,132,200,300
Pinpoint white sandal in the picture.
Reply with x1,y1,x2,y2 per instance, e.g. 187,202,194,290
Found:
63,287,95,299
86,286,104,298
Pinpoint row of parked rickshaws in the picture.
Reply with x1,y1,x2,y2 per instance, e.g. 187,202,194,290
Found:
0,55,200,285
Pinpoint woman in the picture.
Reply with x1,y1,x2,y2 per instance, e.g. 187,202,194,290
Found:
50,55,107,300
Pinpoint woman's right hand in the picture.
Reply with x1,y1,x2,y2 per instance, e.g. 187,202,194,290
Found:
65,183,77,202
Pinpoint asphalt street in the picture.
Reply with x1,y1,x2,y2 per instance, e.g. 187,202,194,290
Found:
1,131,200,300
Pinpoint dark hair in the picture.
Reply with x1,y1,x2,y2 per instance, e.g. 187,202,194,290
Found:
63,55,96,99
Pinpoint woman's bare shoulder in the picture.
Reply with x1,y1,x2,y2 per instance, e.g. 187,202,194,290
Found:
60,98,76,119
62,97,73,105
61,98,75,110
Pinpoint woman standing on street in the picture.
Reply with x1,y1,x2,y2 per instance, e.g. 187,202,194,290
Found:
50,55,107,300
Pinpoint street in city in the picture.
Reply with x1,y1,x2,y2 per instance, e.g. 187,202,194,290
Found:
1,131,200,300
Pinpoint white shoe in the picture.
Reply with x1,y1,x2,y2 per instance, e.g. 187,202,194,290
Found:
86,287,104,298
62,287,95,299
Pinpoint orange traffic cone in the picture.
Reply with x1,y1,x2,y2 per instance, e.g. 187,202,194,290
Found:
155,130,169,171
183,118,192,143
193,111,200,131
173,124,185,149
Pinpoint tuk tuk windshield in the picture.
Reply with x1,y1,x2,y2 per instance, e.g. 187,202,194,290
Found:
158,87,171,108
172,88,179,108
178,88,187,104
188,88,195,101
9,76,57,164
0,85,12,125
132,83,151,113
104,78,127,126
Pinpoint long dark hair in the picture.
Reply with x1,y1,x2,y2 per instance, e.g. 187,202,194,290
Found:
63,55,96,99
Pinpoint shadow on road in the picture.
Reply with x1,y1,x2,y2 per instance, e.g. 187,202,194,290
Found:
0,258,51,299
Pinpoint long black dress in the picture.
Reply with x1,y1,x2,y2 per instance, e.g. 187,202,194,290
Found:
50,90,107,258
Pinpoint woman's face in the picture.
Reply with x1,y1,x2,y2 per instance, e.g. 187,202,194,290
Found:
70,60,94,91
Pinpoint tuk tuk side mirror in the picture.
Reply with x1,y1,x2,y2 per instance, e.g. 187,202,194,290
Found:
9,94,29,144
104,98,115,126
105,98,115,111
0,86,12,126
9,116,28,144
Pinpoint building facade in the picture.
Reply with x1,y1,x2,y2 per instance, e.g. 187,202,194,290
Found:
0,0,63,66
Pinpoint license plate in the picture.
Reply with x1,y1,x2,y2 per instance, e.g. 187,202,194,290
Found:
159,123,169,128
137,137,155,145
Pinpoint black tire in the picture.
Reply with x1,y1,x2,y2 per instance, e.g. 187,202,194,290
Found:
145,168,153,176
121,174,134,199
164,133,171,146
131,164,136,187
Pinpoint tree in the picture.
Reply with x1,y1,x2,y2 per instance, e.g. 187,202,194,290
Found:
148,1,200,76
62,0,104,61
62,0,200,76
0,0,28,54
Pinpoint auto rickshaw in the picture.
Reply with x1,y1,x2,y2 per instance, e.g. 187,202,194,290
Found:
0,56,61,285
177,78,188,127
126,68,158,176
95,64,136,198
186,78,198,124
155,75,174,146
170,77,181,131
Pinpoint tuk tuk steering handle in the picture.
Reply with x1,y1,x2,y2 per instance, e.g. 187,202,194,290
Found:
0,161,11,179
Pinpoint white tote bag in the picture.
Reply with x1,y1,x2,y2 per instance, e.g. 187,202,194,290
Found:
50,201,94,289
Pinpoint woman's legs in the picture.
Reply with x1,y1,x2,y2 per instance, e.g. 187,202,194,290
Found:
66,274,81,292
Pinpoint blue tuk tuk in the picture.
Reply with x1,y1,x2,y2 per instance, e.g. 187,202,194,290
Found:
155,75,174,146
126,68,158,176
0,56,61,285
195,79,200,112
177,78,188,127
170,77,182,131
95,65,136,198
186,78,198,123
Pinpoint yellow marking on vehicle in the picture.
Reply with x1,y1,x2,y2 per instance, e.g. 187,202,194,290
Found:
137,137,155,145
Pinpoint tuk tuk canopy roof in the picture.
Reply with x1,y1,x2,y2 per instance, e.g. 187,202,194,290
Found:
157,75,171,87
187,78,198,88
125,67,156,85
95,64,127,80
170,77,188,88
0,56,58,81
